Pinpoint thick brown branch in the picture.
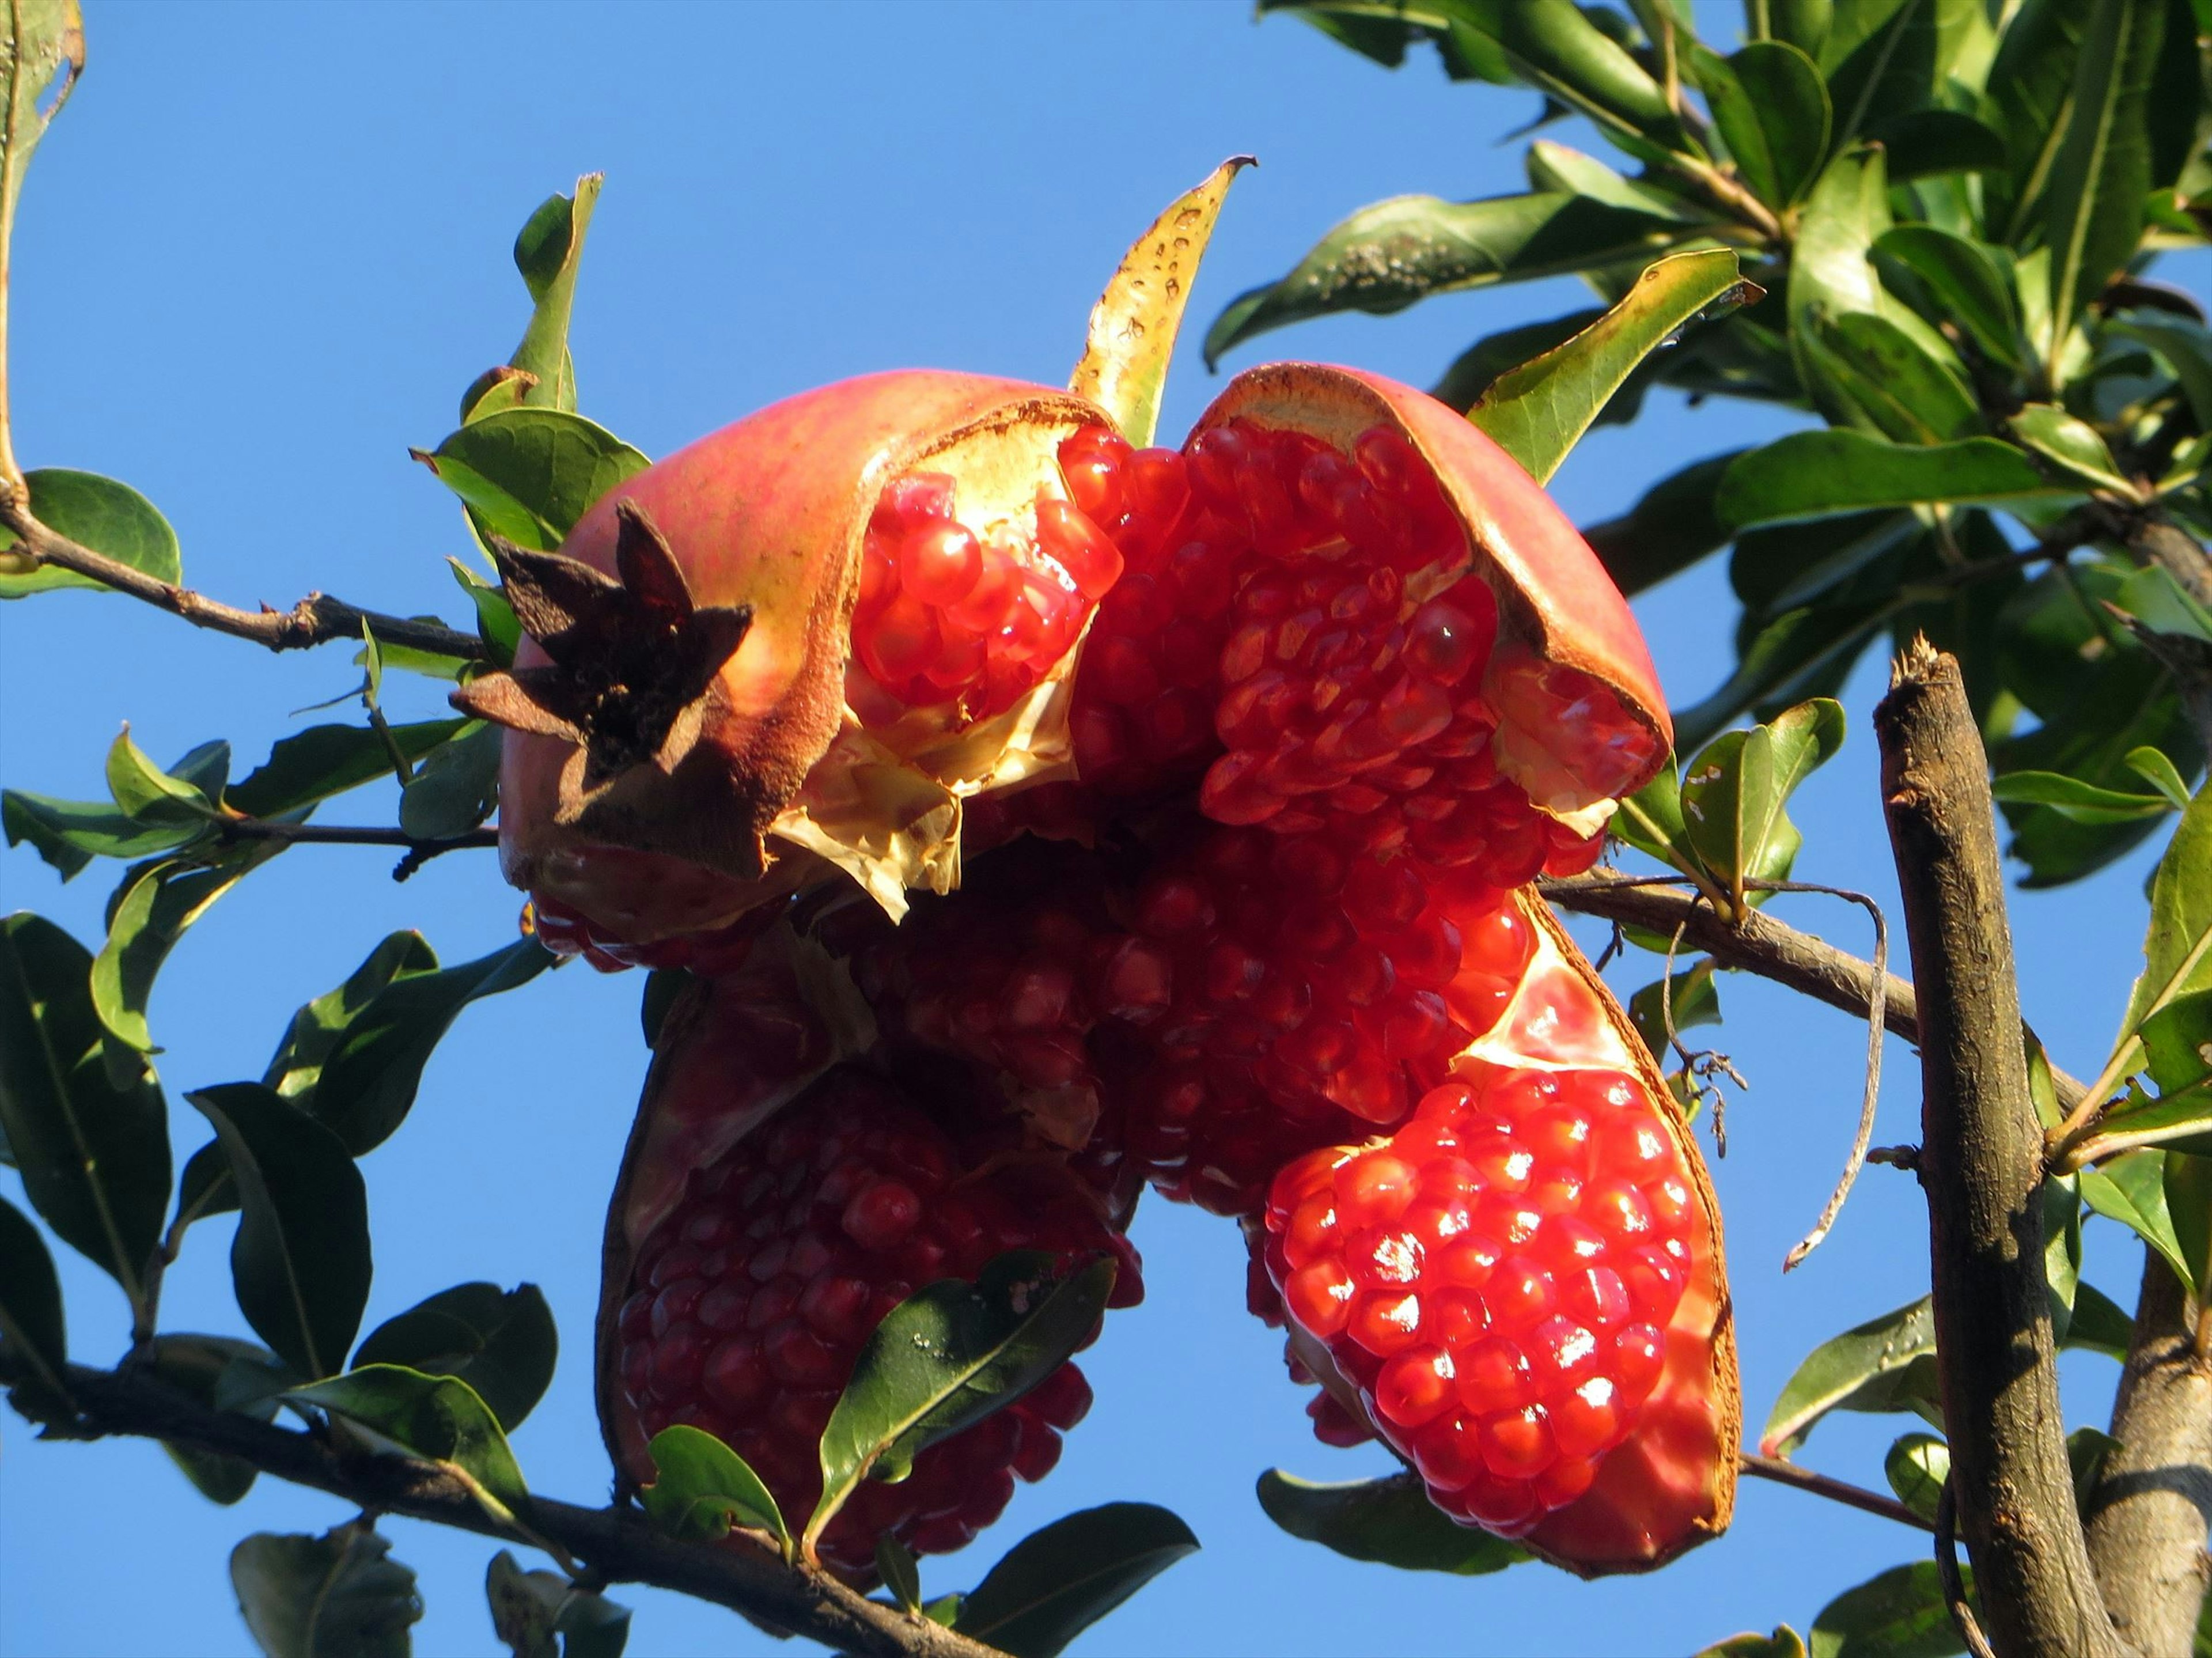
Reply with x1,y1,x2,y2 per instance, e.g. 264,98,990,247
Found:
1876,639,2122,1658
2085,1254,2212,1657
5,1358,1005,1658
1537,873,2093,1116
0,490,482,660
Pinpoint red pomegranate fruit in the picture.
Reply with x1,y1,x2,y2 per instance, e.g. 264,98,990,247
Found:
599,963,1139,1582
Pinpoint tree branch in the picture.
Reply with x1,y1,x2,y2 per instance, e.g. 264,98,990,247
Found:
1875,639,2123,1658
2084,1252,2212,1658
0,487,482,660
1737,1451,1933,1534
1536,873,2094,1116
3,1357,1007,1658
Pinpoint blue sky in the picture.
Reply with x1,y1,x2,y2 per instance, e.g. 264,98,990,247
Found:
0,5,2184,1656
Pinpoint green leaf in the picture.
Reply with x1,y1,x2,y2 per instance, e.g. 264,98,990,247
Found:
1630,958,1724,1054
1468,248,1753,485
226,720,468,820
2107,312,2212,427
0,470,176,601
191,1083,370,1378
0,912,169,1301
2142,989,2212,1097
92,848,272,1053
0,1190,69,1420
953,1502,1200,1658
1612,756,1696,871
1808,1559,1971,1657
2165,1149,2212,1292
1698,1627,1810,1657
264,933,441,1099
1203,191,1703,365
2041,0,2170,358
1986,0,2092,243
810,1254,1116,1547
486,1551,630,1658
1871,226,2024,372
2127,777,2212,1033
0,1,82,311
2067,1281,2135,1358
147,1333,282,1505
1582,450,1748,597
352,1283,557,1433
1882,1431,1949,1525
1987,770,2172,823
1760,1294,1942,1455
875,1534,923,1615
1692,41,1830,208
1678,699,1844,904
1,789,207,881
230,1525,422,1658
2010,404,2139,495
450,560,521,667
104,729,218,821
413,408,649,554
2081,1149,2194,1289
480,176,604,419
1802,311,1982,443
308,937,552,1157
1433,308,1608,416
1255,1469,1527,1574
1718,433,2057,529
1821,0,1975,150
397,722,500,841
1524,139,1707,221
289,1364,529,1523
639,1424,787,1546
1868,109,2009,183
2127,746,2195,810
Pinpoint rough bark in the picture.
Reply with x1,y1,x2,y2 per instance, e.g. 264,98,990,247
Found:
1875,639,2123,1658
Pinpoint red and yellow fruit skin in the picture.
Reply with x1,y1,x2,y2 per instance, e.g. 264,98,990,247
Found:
500,370,1115,947
1279,892,1737,1577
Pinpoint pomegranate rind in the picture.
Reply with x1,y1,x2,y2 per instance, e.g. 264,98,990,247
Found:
498,369,1117,936
1461,894,1737,1575
1187,364,1672,816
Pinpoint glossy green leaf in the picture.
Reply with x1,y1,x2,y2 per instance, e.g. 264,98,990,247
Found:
230,1525,422,1658
2044,1173,2084,1338
289,1364,529,1520
397,722,500,841
640,1424,787,1546
953,1502,1200,1658
191,1083,370,1378
0,1190,69,1419
1882,1432,1949,1525
1612,759,1696,873
147,1333,281,1505
1521,139,1701,221
1693,41,1830,208
92,849,271,1053
1433,308,1608,415
1986,0,2092,242
1718,433,2055,529
2081,1149,2194,1289
104,729,217,821
471,175,603,419
2108,312,2212,426
265,933,441,1099
2142,989,2212,1098
2067,1281,2135,1359
1468,248,1753,485
0,470,176,600
1760,1294,1941,1455
1987,770,2172,823
1808,1559,1971,1657
1256,1469,1527,1573
1204,191,1701,365
2165,1149,2212,1292
1757,0,1833,54
1821,0,1962,146
1,788,208,881
811,1254,1116,1546
2012,404,2139,495
2083,1084,2212,1156
2041,0,2169,355
1426,1,1690,152
225,719,469,820
1581,449,1747,597
2127,776,2212,1034
307,937,552,1157
1870,226,2022,371
486,1550,630,1658
1673,591,1902,754
874,1534,923,1615
1868,109,2008,183
414,408,649,554
352,1283,556,1432
2127,746,2195,810
0,912,169,1301
1630,959,1724,1055
0,1,81,278
449,559,521,667
1803,311,1982,443
1679,699,1845,904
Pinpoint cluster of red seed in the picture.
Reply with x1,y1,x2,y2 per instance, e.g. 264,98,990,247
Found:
846,462,1124,722
1262,1065,1694,1535
613,1066,1140,1577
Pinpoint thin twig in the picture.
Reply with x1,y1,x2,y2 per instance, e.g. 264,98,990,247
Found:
1764,880,1889,1271
1936,1478,1999,1658
216,819,498,852
0,492,482,660
1738,1452,1933,1534
0,1357,1007,1658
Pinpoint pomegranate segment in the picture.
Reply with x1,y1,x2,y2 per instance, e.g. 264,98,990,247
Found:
1261,1064,1694,1538
609,1064,1139,1581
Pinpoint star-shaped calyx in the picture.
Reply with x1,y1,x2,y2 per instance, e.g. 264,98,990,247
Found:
453,501,753,789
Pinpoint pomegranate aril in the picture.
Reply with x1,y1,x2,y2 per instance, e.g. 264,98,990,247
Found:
1057,426,1130,523
900,521,983,607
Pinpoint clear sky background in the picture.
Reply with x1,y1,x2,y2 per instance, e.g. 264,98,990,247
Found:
0,5,2188,1656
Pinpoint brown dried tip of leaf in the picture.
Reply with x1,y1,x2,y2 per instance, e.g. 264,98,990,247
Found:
453,501,754,788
